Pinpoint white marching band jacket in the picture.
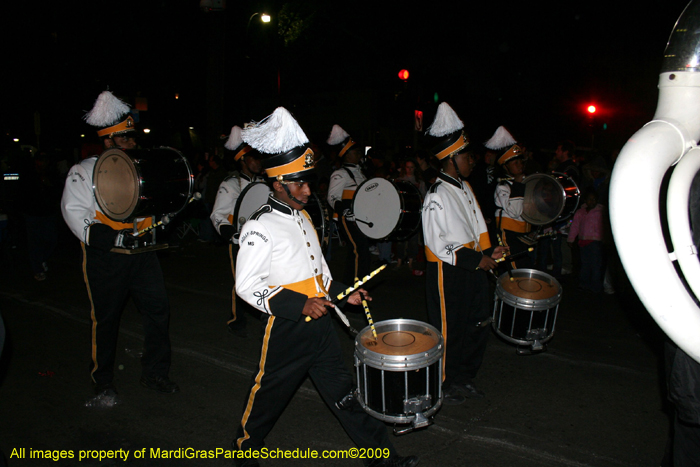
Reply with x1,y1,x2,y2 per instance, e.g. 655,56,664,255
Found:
235,196,344,321
494,180,530,233
210,173,263,243
327,164,366,217
61,157,153,250
422,172,491,270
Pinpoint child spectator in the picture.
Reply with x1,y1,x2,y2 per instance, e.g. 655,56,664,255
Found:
568,191,605,293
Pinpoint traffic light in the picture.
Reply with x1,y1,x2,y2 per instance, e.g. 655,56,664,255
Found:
398,69,409,82
587,104,597,114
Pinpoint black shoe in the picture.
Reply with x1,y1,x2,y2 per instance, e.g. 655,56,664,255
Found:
456,382,485,399
367,455,419,467
86,383,120,408
140,375,180,394
227,322,248,338
442,386,466,406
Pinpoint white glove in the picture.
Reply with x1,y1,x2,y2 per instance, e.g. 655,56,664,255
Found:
342,209,355,222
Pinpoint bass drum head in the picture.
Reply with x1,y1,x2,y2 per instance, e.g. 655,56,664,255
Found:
93,149,140,221
352,178,401,240
233,182,272,233
522,173,580,225
522,174,564,225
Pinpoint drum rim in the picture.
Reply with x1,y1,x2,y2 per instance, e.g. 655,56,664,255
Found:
495,268,562,309
93,148,140,222
232,181,272,234
354,319,443,369
521,172,581,226
351,178,423,241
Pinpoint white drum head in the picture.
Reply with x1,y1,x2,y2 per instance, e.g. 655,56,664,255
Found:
234,182,272,233
352,178,401,239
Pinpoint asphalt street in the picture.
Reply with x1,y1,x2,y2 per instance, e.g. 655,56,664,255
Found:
0,224,671,467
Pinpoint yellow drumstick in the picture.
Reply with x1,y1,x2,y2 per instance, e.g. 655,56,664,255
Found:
361,297,378,340
305,264,387,322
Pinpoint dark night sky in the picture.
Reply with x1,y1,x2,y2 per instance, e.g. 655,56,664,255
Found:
0,0,693,154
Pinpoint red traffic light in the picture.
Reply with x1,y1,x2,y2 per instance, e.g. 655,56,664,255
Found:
398,69,409,81
587,105,597,114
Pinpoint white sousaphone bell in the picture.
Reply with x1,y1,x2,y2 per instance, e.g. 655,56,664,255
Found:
610,1,700,363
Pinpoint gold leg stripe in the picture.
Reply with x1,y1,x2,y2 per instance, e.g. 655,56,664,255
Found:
438,262,447,383
237,316,275,449
227,244,237,324
81,243,99,384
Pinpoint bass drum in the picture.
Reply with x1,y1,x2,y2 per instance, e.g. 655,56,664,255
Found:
351,178,422,241
521,172,580,226
303,193,330,251
93,147,194,222
232,182,272,235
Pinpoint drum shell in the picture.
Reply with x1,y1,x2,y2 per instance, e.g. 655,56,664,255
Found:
492,269,562,346
93,147,193,222
351,178,422,242
521,172,580,226
354,319,443,424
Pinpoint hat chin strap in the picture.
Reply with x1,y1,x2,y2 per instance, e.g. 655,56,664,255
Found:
451,157,466,180
282,183,307,208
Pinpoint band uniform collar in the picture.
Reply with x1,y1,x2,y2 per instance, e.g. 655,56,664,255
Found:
268,195,294,216
438,171,462,188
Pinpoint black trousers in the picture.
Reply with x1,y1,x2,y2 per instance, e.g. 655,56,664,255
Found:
340,217,371,284
425,261,490,387
82,244,171,386
235,313,395,455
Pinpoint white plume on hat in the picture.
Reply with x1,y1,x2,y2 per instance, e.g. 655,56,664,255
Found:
242,107,309,154
327,124,350,145
225,125,244,150
84,91,131,127
484,126,517,150
427,102,464,137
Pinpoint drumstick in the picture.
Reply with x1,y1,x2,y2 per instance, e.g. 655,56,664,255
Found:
305,264,387,322
354,278,378,340
495,247,534,263
133,192,202,236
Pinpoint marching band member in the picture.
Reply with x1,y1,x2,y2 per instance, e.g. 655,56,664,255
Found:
485,126,534,269
422,103,506,405
210,126,264,337
61,91,178,408
326,125,371,283
232,108,417,467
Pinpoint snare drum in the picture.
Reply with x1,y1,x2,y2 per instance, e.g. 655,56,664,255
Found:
492,269,562,352
351,178,422,241
521,172,580,225
232,182,272,234
354,319,443,431
93,147,194,222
